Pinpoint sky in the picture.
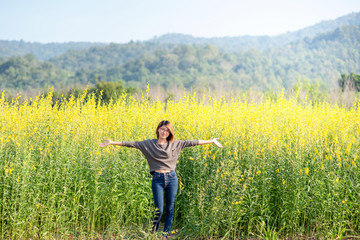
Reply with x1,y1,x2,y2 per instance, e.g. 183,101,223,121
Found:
0,0,359,43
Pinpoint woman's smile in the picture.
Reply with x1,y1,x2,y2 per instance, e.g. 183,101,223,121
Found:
158,127,170,138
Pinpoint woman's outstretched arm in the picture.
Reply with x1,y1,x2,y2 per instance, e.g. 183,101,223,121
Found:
99,139,123,147
198,140,214,145
198,138,223,148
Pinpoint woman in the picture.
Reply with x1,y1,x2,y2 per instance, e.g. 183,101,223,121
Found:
99,120,222,239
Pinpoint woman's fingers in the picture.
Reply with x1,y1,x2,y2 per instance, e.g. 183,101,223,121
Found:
99,139,110,147
213,138,223,148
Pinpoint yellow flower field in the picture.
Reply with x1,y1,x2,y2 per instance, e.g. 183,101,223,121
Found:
0,90,359,239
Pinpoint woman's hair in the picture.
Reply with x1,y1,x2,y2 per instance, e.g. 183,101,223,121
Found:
156,120,175,142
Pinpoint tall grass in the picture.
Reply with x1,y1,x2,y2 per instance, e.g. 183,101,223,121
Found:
1,90,360,239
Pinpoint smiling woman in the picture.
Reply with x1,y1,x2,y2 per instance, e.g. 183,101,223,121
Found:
99,120,222,239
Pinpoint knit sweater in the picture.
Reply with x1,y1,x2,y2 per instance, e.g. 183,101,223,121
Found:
122,139,199,173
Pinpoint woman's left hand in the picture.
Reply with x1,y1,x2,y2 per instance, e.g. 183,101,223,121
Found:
99,139,112,147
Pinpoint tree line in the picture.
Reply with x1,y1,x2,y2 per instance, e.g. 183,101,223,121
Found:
0,25,359,98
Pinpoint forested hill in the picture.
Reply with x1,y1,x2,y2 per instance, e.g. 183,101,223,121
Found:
0,12,358,61
0,40,107,61
48,42,176,71
148,12,360,52
1,23,359,93
259,24,360,89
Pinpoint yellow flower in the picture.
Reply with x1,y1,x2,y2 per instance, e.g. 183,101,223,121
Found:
304,167,309,176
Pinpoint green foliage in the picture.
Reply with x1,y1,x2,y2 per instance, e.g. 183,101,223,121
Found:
62,23,360,92
0,54,69,91
88,81,136,104
48,42,176,71
39,81,137,105
292,78,328,103
338,72,360,91
54,24,359,92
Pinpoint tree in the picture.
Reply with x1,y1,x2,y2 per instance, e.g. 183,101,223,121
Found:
338,73,360,91
89,80,126,103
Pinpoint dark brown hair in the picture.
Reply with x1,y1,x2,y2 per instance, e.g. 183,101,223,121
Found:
156,120,175,142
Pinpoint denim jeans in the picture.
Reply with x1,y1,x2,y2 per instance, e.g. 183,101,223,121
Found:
152,170,178,236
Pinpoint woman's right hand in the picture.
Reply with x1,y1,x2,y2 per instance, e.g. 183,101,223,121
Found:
212,138,223,148
99,139,112,147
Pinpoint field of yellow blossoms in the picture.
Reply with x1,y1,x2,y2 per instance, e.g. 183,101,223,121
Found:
1,89,360,239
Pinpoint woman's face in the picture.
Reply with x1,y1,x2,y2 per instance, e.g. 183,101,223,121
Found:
158,126,170,139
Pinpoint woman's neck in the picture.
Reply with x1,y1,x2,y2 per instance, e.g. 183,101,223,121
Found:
158,138,167,144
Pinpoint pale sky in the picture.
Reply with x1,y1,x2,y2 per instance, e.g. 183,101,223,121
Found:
0,0,359,43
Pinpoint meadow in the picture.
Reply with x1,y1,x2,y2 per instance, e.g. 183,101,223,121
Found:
0,89,360,239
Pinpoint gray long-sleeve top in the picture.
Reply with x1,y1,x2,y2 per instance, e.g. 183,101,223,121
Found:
122,139,199,173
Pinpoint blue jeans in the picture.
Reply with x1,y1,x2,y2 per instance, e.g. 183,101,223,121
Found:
152,170,178,236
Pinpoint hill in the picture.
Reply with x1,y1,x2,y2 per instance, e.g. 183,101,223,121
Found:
0,12,358,61
48,41,176,71
0,13,359,93
45,25,360,91
148,12,360,52
0,40,107,61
